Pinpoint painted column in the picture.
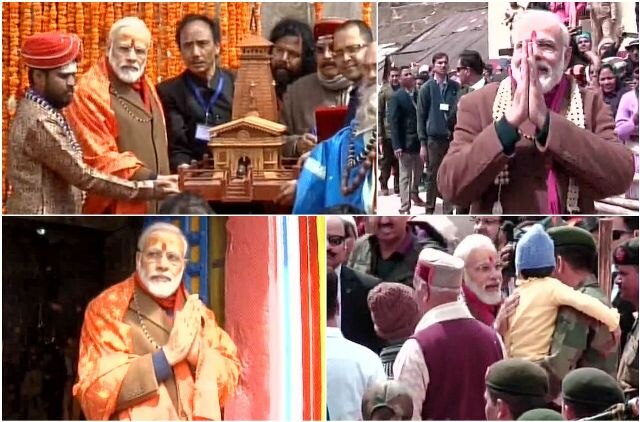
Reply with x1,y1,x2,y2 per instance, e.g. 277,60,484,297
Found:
223,216,277,420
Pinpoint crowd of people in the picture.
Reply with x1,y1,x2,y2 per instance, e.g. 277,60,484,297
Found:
5,9,377,215
325,215,639,420
379,4,638,215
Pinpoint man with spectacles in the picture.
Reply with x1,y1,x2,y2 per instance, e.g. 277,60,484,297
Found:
327,216,383,354
333,20,374,124
280,19,352,158
74,222,240,420
269,18,316,104
67,17,176,214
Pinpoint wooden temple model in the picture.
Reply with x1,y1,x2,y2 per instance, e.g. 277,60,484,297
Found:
178,10,297,203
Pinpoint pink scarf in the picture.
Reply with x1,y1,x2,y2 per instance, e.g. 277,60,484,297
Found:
543,75,570,214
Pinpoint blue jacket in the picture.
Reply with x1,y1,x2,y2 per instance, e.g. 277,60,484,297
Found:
417,77,460,143
293,121,371,214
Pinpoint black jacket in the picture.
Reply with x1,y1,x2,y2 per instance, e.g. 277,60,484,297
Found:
389,88,420,153
340,265,385,354
157,68,235,171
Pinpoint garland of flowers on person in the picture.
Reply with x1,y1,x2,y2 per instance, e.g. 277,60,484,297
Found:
314,3,323,23
362,2,373,28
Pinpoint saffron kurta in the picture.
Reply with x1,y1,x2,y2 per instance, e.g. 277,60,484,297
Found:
73,276,240,420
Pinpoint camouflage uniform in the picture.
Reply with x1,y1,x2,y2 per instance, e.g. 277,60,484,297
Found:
541,274,619,399
378,82,399,191
617,317,639,399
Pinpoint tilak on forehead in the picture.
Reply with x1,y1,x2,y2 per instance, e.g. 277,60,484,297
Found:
109,17,151,48
145,231,184,254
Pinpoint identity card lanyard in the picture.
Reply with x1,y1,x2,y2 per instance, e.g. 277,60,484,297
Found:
188,76,225,142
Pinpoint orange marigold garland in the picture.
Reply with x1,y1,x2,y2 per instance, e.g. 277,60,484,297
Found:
74,3,85,73
7,2,20,117
90,3,100,64
220,2,229,68
20,3,32,91
50,2,58,31
114,2,123,21
314,3,323,23
104,3,115,40
58,2,68,33
362,2,373,28
32,2,43,33
206,2,216,19
229,2,237,68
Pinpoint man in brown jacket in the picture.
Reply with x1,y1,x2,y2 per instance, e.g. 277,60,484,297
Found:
67,17,173,214
437,9,634,214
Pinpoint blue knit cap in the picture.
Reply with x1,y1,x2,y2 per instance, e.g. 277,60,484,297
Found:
515,224,556,274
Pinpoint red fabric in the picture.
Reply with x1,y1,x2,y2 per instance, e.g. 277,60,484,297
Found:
134,273,186,313
130,79,152,113
462,284,499,327
21,31,82,69
543,75,570,214
313,19,345,40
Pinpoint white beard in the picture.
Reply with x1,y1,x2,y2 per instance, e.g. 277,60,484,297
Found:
137,264,183,299
510,56,565,94
465,278,502,305
108,49,146,84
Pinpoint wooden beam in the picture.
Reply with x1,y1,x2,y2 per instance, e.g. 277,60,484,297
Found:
598,218,613,301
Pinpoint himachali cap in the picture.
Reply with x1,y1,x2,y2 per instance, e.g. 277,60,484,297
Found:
313,19,345,42
414,248,464,289
21,31,82,69
613,238,638,266
562,367,624,408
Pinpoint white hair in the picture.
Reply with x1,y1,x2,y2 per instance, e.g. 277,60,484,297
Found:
137,222,189,257
108,16,151,46
453,234,496,264
512,9,570,48
355,82,377,132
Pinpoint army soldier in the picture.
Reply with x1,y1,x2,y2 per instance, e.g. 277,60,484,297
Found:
561,367,625,419
541,226,619,400
378,67,400,196
484,358,550,420
614,238,639,399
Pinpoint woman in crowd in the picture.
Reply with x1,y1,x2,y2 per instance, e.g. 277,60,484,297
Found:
598,64,630,118
615,67,639,144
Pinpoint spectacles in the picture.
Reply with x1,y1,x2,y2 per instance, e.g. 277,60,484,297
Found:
456,66,469,72
141,249,185,266
332,44,365,59
327,235,346,247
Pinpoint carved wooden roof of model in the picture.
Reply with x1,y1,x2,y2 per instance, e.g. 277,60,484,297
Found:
238,33,273,48
211,115,287,136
